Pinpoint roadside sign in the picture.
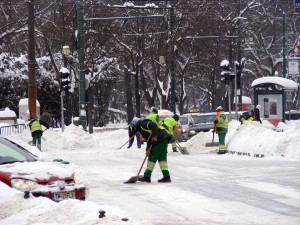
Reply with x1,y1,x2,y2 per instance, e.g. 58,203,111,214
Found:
296,0,300,12
288,61,299,75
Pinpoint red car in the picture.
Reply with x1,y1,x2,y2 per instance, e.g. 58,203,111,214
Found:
0,137,86,202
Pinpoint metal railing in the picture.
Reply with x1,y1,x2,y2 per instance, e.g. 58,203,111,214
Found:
0,124,28,136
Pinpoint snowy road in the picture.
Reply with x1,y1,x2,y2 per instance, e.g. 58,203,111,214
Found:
45,146,300,225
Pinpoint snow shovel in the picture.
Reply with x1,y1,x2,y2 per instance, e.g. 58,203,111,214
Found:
205,125,219,147
124,145,152,184
175,141,189,155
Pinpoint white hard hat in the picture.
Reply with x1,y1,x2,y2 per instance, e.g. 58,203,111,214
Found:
216,106,223,111
131,117,141,126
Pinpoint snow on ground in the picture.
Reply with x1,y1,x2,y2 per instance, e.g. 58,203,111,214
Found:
1,119,300,225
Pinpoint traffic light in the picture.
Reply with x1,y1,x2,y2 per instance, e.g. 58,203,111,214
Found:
60,68,71,94
220,60,230,85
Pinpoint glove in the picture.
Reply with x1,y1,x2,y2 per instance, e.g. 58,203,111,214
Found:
151,136,157,143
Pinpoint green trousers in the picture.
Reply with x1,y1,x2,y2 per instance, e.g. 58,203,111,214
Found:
32,133,42,150
218,133,226,152
144,139,170,178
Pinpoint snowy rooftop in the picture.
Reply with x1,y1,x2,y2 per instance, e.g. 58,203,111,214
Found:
0,107,16,118
251,76,299,90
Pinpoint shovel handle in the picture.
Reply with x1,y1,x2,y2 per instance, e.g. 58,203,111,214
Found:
135,145,152,181
117,135,135,149
212,124,216,144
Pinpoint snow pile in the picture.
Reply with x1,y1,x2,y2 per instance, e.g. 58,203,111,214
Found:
0,182,151,225
183,119,300,159
227,120,300,159
10,124,129,152
8,119,300,160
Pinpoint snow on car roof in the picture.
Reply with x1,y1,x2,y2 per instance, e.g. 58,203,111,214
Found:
158,109,174,117
251,76,299,90
1,161,74,181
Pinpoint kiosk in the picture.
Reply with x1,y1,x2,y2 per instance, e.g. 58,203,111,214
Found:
251,77,299,126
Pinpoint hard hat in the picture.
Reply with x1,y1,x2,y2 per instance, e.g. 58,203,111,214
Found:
216,106,223,111
131,117,141,127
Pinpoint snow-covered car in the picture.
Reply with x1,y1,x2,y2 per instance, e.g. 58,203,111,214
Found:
0,137,86,202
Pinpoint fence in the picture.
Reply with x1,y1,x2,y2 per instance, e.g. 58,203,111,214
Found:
0,124,28,136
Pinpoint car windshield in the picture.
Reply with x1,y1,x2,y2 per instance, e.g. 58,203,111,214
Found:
194,115,216,123
179,116,188,125
0,138,36,164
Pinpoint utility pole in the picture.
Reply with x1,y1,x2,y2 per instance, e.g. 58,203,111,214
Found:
237,0,242,111
282,13,287,78
169,7,176,114
77,0,87,130
28,0,36,119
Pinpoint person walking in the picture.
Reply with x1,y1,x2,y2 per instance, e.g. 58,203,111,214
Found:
28,116,49,151
127,121,141,149
214,106,228,154
161,114,179,152
130,117,172,183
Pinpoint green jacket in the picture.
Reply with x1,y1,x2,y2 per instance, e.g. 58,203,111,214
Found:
29,119,43,132
146,113,160,124
137,119,171,148
215,112,228,134
161,117,177,135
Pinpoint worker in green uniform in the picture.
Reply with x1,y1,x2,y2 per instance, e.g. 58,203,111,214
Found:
146,106,160,124
130,117,172,183
213,106,228,154
29,116,49,151
161,114,179,152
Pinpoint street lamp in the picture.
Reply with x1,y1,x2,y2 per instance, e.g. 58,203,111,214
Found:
62,45,70,55
62,45,70,67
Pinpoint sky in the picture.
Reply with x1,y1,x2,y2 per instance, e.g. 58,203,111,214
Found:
1,118,300,225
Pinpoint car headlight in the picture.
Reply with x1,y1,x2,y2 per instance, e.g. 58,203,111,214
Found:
74,173,84,184
182,128,186,133
189,130,196,135
11,178,37,191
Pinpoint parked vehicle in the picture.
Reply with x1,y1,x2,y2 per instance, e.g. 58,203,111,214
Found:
179,115,195,141
0,137,87,202
189,111,245,134
190,113,216,133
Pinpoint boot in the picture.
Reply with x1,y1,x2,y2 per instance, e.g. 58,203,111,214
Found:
138,176,151,183
217,150,227,154
158,176,171,183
